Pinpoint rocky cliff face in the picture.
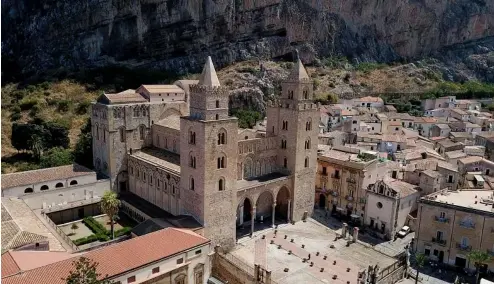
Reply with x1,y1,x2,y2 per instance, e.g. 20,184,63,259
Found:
2,0,493,76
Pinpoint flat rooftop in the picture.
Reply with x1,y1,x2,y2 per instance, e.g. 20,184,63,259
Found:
422,190,494,214
236,173,289,190
230,220,395,284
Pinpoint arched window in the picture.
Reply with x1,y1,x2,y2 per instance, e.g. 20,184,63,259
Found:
305,138,311,149
189,154,196,168
288,90,294,99
190,177,195,191
70,180,78,186
303,89,309,100
281,139,287,149
96,125,99,140
217,154,226,169
306,118,312,131
217,129,227,145
24,188,33,193
55,182,64,188
40,185,49,191
216,100,220,108
189,129,196,145
305,157,309,168
218,178,225,191
282,121,288,130
139,125,145,140
283,157,287,168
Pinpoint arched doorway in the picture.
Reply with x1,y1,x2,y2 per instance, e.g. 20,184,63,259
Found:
256,191,274,224
238,198,252,224
117,171,128,192
275,186,291,222
319,194,326,208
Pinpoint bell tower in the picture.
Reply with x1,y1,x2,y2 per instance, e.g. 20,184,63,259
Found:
266,51,319,221
180,56,238,249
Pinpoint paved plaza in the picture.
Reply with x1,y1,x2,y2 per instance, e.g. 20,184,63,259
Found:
232,219,396,284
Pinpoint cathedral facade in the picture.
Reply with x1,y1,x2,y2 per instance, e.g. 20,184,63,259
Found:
91,56,319,249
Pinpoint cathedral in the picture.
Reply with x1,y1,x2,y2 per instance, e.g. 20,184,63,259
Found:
91,55,319,249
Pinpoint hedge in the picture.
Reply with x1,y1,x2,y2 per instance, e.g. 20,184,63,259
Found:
83,217,109,235
114,227,132,238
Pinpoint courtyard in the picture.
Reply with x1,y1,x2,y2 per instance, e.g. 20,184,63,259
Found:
231,219,397,284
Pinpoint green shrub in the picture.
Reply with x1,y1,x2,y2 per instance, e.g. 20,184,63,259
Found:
356,62,387,74
115,227,132,238
83,217,109,235
39,147,73,168
57,100,71,112
10,112,22,121
73,234,100,246
75,100,91,115
19,97,39,110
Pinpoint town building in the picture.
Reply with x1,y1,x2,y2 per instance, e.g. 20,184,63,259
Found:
365,178,419,239
415,190,494,271
90,55,319,250
2,228,212,284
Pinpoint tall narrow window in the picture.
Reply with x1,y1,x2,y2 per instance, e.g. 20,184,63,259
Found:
190,155,196,168
216,114,219,120
139,126,145,140
119,128,125,142
305,157,309,168
217,156,226,169
190,177,195,191
305,138,310,149
217,130,227,145
303,90,308,100
216,100,220,108
218,178,224,191
284,157,287,168
96,125,99,140
189,131,196,144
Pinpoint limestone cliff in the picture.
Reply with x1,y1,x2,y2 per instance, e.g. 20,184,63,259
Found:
2,0,493,76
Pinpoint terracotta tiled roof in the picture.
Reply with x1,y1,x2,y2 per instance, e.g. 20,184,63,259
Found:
1,252,20,277
5,231,47,250
383,178,418,198
2,228,209,284
1,164,94,190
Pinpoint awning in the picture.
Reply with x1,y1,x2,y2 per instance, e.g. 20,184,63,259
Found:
474,175,485,182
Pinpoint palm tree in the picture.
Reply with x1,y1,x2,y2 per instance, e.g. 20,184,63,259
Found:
468,250,492,284
415,253,426,284
100,191,120,239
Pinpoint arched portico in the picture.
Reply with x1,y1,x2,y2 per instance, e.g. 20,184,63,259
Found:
275,186,291,222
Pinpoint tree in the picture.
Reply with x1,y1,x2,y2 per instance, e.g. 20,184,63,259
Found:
100,191,121,239
64,256,115,284
414,253,426,284
29,135,44,161
71,223,79,236
39,147,73,168
44,121,70,149
74,118,93,169
468,250,492,284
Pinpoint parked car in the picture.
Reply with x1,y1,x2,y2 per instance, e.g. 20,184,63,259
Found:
396,226,411,238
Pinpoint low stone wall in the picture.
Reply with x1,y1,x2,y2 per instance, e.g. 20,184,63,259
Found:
212,253,256,284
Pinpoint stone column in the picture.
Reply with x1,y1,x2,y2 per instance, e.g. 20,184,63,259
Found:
287,200,291,222
353,227,359,242
342,223,348,238
251,207,256,237
239,205,244,226
272,203,276,228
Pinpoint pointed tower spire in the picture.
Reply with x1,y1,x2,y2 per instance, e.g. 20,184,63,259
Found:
198,56,221,87
288,49,309,81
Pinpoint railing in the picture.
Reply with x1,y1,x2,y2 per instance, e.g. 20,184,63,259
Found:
346,195,354,201
434,216,450,223
488,249,494,256
459,221,475,229
120,200,150,222
41,197,101,214
41,212,79,251
432,238,447,246
456,243,472,252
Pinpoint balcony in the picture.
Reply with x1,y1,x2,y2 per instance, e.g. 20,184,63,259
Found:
331,174,341,179
346,177,356,184
320,172,328,176
434,216,450,223
346,195,354,201
456,243,472,252
432,238,447,246
459,221,475,229
330,190,339,197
